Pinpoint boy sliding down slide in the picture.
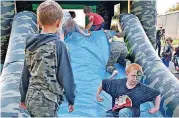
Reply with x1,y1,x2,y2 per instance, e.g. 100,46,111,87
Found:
96,63,161,117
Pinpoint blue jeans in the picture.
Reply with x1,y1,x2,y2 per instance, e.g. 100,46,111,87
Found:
106,107,140,117
118,108,133,117
90,22,105,31
162,57,170,67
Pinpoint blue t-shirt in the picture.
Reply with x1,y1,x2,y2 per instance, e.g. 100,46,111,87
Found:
102,79,160,112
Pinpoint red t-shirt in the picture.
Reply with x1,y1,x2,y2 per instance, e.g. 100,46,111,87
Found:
88,12,104,25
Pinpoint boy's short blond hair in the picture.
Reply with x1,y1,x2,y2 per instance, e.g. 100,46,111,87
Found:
126,63,143,74
37,0,63,26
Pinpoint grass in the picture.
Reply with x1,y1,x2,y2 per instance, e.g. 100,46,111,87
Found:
161,39,179,48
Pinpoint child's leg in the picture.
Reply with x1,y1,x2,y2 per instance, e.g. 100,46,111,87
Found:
107,43,121,79
116,43,130,67
90,25,96,31
162,57,169,67
94,24,103,31
90,25,102,31
106,50,120,73
26,89,59,117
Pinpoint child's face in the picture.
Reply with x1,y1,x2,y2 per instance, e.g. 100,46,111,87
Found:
166,40,172,44
166,40,169,44
126,70,143,86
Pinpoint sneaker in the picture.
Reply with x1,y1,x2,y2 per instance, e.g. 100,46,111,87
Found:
109,70,118,79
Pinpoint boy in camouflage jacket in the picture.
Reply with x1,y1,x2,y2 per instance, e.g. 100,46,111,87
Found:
19,1,75,117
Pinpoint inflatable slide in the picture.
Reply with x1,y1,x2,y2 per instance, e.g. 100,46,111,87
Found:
0,11,37,117
0,11,179,117
1,1,16,72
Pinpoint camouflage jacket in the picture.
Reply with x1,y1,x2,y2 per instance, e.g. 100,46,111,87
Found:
19,33,75,105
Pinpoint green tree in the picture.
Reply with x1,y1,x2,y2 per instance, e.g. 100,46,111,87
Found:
166,2,179,13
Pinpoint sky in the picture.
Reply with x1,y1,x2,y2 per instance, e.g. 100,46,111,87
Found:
157,0,179,14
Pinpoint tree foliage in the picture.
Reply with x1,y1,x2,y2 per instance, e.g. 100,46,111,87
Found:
166,2,179,13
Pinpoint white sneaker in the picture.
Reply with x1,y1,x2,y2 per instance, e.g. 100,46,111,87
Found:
109,70,118,79
125,60,131,69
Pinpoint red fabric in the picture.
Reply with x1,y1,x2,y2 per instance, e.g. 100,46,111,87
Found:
112,98,132,111
88,12,104,25
19,102,27,109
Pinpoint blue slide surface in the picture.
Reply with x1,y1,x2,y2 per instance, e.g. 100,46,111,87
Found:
58,30,126,117
57,30,163,117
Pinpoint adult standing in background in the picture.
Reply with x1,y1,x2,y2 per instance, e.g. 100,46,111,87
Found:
156,27,163,57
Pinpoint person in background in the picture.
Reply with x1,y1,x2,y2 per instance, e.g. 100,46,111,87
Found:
58,11,90,41
69,11,76,19
156,27,163,57
83,6,105,31
96,63,161,117
60,18,91,40
161,37,173,67
173,45,179,71
19,1,75,117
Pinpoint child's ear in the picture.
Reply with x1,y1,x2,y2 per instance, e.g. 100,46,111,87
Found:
56,19,61,28
126,72,129,77
37,20,42,28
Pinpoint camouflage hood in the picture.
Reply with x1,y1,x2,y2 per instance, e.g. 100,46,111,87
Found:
26,33,59,51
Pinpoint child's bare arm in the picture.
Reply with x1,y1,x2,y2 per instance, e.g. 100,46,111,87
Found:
96,83,104,102
75,24,91,36
86,21,93,30
149,94,161,114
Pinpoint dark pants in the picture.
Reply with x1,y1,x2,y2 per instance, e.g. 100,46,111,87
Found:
162,57,170,67
90,22,106,31
156,40,161,57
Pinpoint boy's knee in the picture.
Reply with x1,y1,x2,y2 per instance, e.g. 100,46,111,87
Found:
118,108,133,117
106,66,115,74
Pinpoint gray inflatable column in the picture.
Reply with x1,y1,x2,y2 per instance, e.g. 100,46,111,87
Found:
131,0,157,49
1,1,16,72
120,14,179,117
0,11,38,117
